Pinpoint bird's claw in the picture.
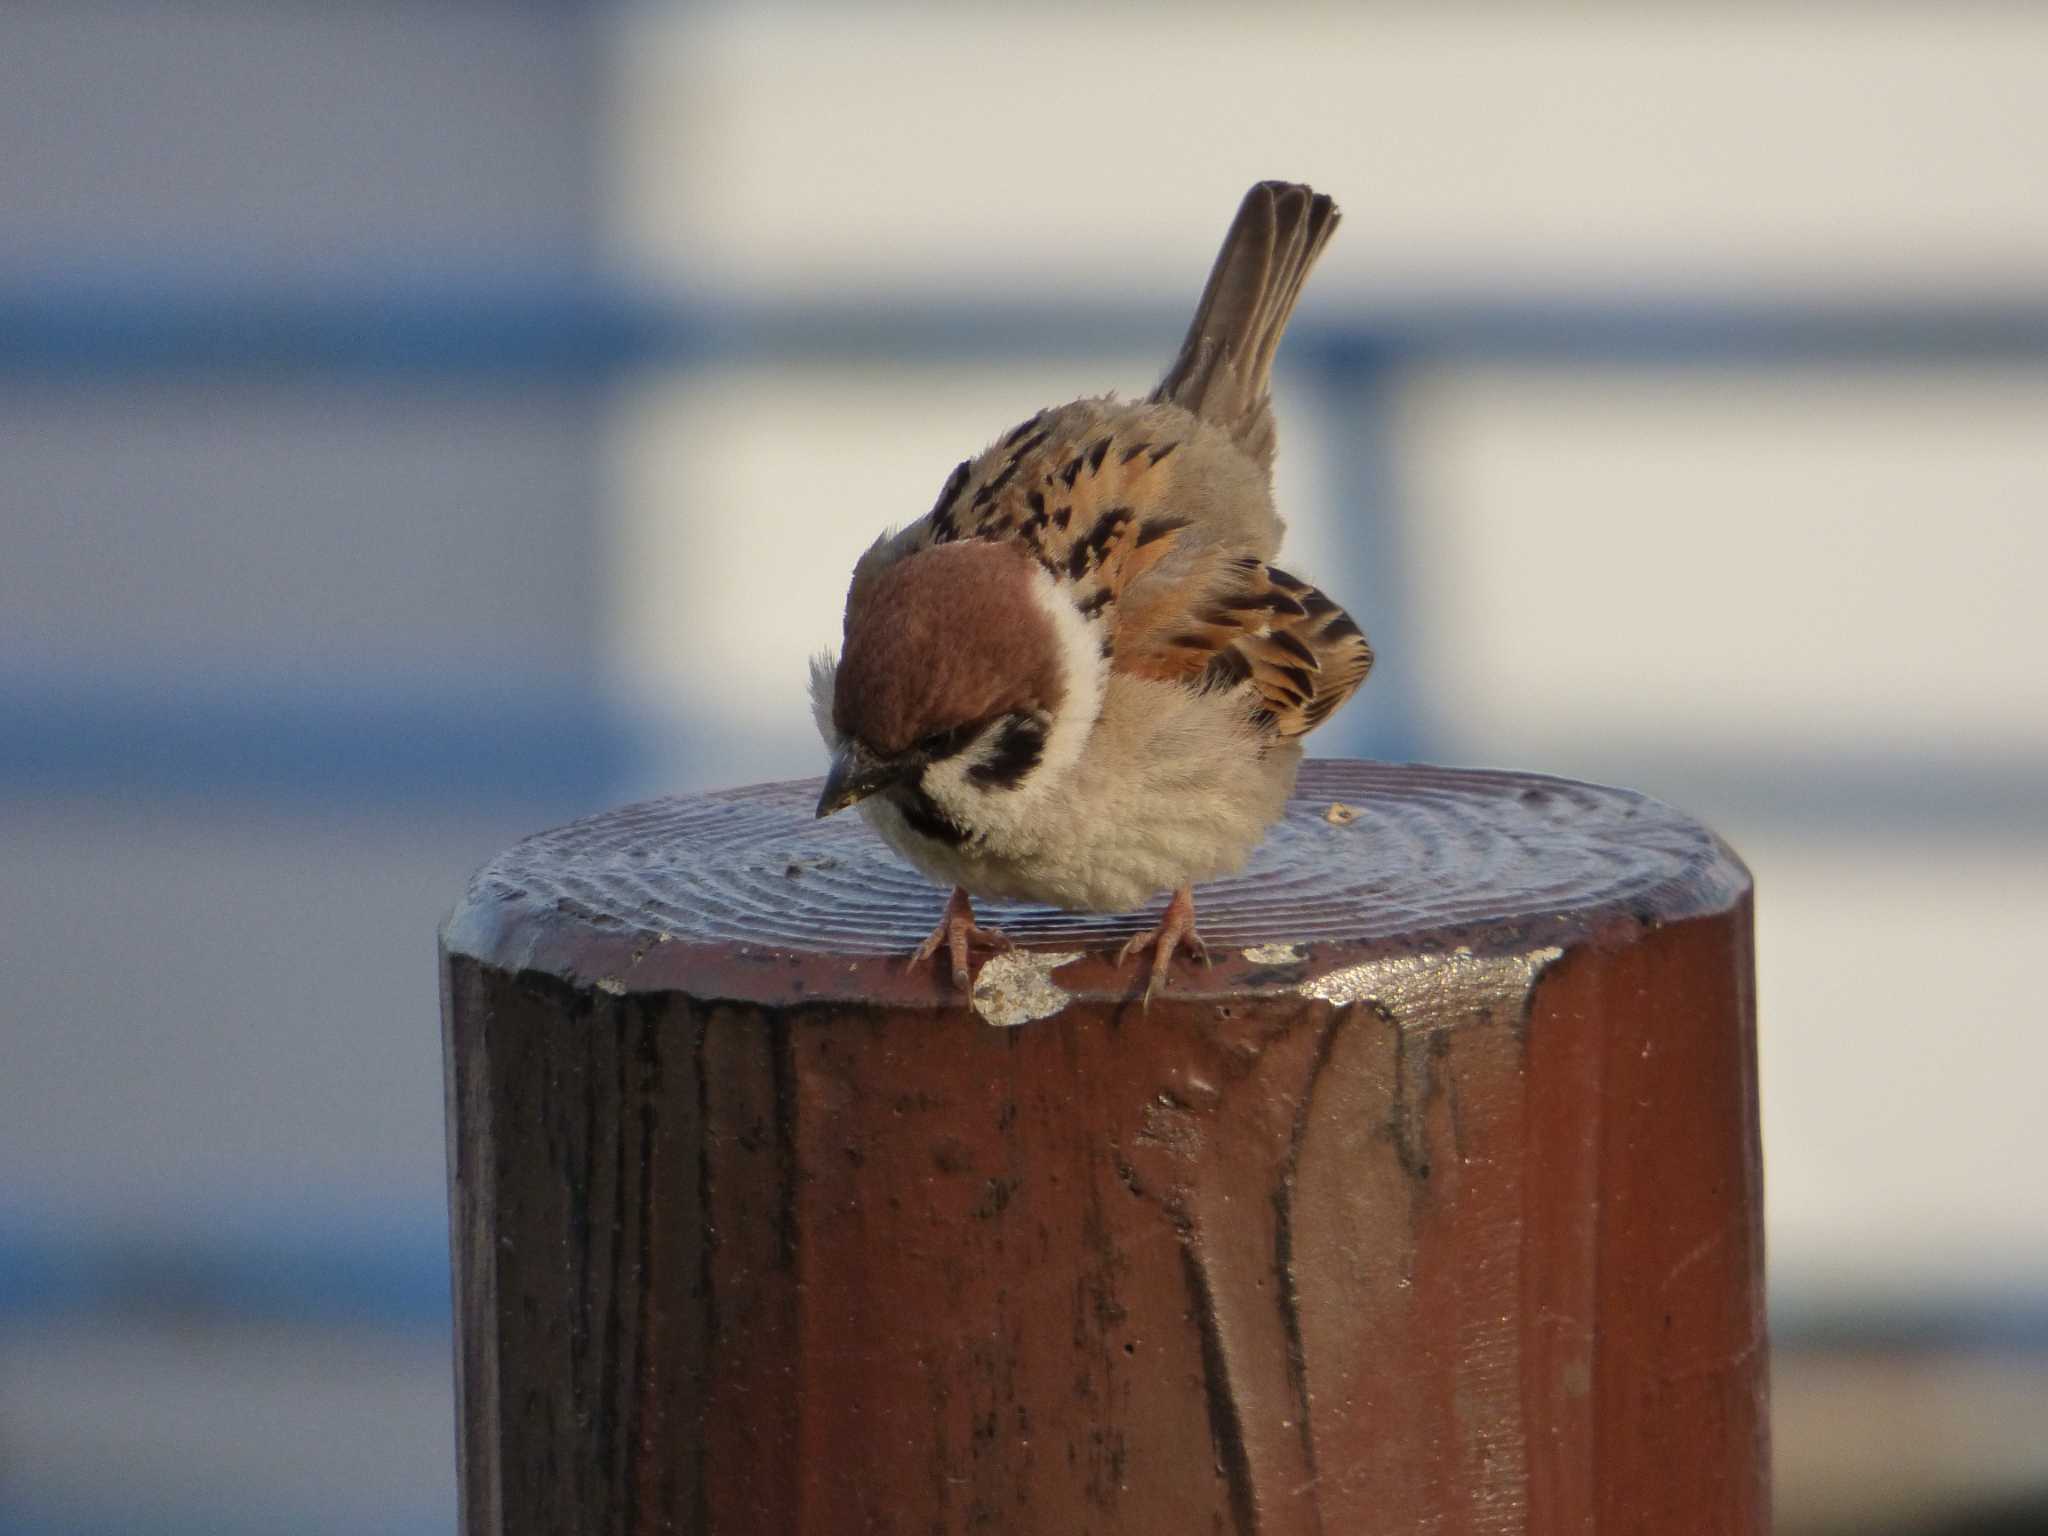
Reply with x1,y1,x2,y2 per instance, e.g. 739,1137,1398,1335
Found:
909,887,1011,989
1115,887,1209,1006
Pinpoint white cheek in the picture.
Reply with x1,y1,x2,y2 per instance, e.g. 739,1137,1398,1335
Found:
1016,566,1107,798
917,728,999,821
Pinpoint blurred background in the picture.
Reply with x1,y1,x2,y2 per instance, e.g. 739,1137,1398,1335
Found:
3,3,2045,1532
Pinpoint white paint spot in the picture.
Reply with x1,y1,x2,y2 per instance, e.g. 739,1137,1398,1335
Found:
595,976,627,996
972,949,1085,1027
1298,947,1562,1017
1241,943,1305,965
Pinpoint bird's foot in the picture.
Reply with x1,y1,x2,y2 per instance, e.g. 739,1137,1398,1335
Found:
909,886,1013,989
1116,885,1211,1005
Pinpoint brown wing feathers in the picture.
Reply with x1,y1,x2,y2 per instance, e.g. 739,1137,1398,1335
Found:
1151,181,1340,470
1129,555,1371,738
1245,565,1373,736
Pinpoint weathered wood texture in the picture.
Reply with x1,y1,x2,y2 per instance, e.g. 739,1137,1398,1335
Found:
440,761,1767,1535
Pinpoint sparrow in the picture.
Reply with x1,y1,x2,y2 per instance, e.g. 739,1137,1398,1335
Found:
811,180,1371,999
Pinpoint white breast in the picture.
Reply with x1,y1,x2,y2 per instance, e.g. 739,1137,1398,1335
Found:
864,674,1300,913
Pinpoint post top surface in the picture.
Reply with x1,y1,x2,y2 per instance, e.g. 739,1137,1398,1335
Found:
442,761,1747,1011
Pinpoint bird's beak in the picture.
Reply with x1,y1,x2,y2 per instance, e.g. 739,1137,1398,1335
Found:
816,741,904,819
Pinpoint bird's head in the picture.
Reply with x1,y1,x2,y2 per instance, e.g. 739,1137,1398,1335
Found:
817,540,1081,820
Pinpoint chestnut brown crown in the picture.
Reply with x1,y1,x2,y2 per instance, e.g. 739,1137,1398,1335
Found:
833,541,1065,759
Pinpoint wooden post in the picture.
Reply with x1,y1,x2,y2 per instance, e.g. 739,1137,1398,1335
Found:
440,761,1767,1534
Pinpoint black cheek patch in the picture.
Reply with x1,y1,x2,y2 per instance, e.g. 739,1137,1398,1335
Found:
967,715,1046,790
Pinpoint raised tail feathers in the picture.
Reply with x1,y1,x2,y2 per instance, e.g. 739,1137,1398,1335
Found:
1151,181,1340,469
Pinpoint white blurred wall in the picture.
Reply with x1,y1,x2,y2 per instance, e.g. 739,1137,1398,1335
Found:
613,5,2048,300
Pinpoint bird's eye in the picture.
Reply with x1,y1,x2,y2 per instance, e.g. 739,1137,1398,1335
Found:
918,722,979,760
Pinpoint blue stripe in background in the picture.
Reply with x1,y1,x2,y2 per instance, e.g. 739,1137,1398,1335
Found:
0,1208,451,1335
0,1513,452,1536
6,275,2048,379
0,679,636,808
4,680,2042,832
2,1205,2045,1358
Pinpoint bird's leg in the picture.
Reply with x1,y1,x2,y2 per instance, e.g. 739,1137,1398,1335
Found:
909,885,1012,989
1116,884,1211,1004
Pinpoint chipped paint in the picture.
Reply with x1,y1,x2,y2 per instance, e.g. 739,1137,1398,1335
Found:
972,949,1086,1027
1324,801,1360,825
1241,942,1305,965
1299,946,1561,1020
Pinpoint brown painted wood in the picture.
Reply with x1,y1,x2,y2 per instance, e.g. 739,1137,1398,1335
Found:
440,760,1767,1535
